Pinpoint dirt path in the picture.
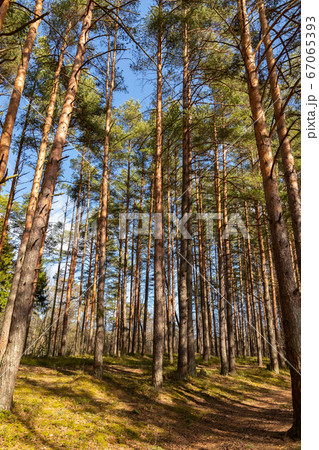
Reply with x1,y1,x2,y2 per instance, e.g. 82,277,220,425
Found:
105,361,299,449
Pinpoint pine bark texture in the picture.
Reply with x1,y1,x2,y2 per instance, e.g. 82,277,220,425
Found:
0,0,10,30
152,0,165,389
257,0,301,273
237,0,301,436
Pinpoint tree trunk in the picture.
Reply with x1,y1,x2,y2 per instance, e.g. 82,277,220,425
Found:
89,239,99,354
128,214,136,352
115,237,123,356
0,92,33,259
94,2,119,379
194,163,210,361
213,114,228,375
166,164,174,363
193,246,202,354
60,149,86,356
237,233,248,358
237,0,301,436
265,233,285,366
257,0,301,274
222,140,236,373
0,21,71,361
141,177,153,356
0,0,94,411
244,201,263,366
254,253,266,357
0,0,10,30
75,160,91,354
132,168,144,354
255,201,279,372
152,0,165,389
81,236,94,354
52,204,76,356
0,0,43,183
47,198,69,356
121,153,131,354
178,2,196,378
209,246,219,356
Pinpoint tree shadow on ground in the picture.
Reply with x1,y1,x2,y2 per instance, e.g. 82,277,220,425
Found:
13,356,296,449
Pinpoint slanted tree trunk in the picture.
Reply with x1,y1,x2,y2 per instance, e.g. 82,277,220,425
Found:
52,204,76,356
0,0,43,183
0,92,33,259
60,149,86,356
152,0,165,389
0,0,10,30
0,22,71,360
0,0,94,411
47,198,69,356
237,0,301,436
257,0,301,273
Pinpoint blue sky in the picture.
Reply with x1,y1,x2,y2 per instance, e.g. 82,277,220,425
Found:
2,0,154,202
0,0,156,284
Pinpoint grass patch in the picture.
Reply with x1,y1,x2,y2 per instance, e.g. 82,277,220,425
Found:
0,355,299,449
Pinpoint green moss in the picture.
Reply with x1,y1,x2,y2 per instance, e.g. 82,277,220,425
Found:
0,355,295,449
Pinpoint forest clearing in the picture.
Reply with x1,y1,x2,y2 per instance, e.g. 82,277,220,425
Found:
0,0,303,447
0,355,299,449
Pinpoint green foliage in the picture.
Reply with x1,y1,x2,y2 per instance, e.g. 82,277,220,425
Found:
33,264,49,313
0,230,14,313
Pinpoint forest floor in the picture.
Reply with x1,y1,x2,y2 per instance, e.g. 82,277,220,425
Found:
0,354,300,449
